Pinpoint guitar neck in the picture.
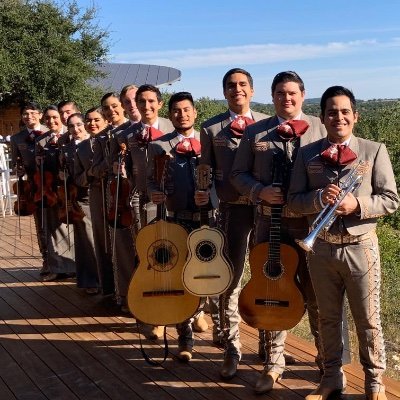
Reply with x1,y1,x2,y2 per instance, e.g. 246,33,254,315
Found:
199,205,210,226
269,205,283,262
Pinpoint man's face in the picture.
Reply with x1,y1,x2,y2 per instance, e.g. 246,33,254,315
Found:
59,104,78,126
68,116,87,141
136,90,163,124
44,110,63,132
85,111,108,135
102,96,125,126
169,99,197,134
272,81,305,120
121,88,141,122
22,108,42,129
321,95,358,143
223,72,254,111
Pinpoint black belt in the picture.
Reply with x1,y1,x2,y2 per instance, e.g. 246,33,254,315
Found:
166,210,214,221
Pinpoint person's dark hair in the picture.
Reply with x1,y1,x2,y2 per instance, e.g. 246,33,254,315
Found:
168,92,194,112
66,113,85,127
100,92,120,106
20,102,41,115
271,71,305,94
120,84,138,101
135,84,162,103
43,104,59,115
320,86,357,116
57,100,79,112
222,68,253,90
85,106,106,120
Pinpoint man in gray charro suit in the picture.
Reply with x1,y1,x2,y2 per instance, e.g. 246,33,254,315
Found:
288,86,399,400
10,102,48,273
231,71,325,393
146,92,213,361
200,68,267,379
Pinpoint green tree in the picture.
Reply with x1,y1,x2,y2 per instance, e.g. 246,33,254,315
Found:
0,0,109,111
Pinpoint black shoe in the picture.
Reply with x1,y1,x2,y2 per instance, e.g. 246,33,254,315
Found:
42,273,60,282
254,371,281,394
220,355,239,380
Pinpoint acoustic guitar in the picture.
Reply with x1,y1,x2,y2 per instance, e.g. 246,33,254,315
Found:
182,164,233,296
127,152,200,326
238,152,305,331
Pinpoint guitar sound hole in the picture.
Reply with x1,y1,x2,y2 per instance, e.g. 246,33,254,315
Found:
264,261,283,280
149,239,177,271
155,247,171,264
196,240,216,262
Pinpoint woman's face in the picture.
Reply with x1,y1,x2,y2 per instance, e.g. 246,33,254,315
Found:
85,111,108,135
68,115,88,141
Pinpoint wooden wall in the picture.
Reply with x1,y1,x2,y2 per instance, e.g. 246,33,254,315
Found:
0,105,22,137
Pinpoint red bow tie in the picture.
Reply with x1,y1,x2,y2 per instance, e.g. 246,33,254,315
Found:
136,126,163,146
276,120,309,140
175,138,201,156
26,130,43,142
320,144,357,166
230,116,255,138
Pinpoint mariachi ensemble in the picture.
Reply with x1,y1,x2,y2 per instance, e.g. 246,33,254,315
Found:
9,70,398,400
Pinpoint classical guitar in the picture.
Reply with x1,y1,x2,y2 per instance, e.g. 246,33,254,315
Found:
182,164,233,296
238,152,305,331
127,152,200,326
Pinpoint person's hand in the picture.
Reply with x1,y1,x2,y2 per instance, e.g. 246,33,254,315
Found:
195,189,210,206
335,192,360,215
112,161,127,177
321,183,342,206
151,190,166,204
258,185,285,205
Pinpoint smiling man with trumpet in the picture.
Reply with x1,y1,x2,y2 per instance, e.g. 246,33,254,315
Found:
288,86,399,400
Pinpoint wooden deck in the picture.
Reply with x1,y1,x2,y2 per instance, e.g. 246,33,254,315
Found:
0,215,399,400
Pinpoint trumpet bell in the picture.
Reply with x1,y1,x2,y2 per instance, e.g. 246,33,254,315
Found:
295,238,315,253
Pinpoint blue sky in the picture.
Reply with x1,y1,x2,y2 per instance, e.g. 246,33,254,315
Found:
78,0,400,103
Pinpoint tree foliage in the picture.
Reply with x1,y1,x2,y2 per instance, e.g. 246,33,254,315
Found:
0,0,109,110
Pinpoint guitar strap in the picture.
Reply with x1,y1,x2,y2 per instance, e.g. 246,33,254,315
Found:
136,323,169,366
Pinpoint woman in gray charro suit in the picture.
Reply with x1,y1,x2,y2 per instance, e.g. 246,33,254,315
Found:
61,113,99,293
34,105,75,280
80,107,115,296
288,86,399,400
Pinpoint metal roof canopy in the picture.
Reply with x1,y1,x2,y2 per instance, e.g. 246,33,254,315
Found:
91,63,181,92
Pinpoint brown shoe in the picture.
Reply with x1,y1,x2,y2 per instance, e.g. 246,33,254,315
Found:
367,393,387,400
254,371,281,394
305,386,344,400
147,325,164,340
177,344,192,362
192,313,208,333
220,355,239,380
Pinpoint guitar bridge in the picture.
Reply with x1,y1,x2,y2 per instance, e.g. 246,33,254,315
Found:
255,299,289,307
193,275,221,279
143,290,185,297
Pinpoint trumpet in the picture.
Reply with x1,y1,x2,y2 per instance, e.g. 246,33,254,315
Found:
296,163,363,253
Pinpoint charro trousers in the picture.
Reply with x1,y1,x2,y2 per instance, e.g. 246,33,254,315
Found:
309,232,386,394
